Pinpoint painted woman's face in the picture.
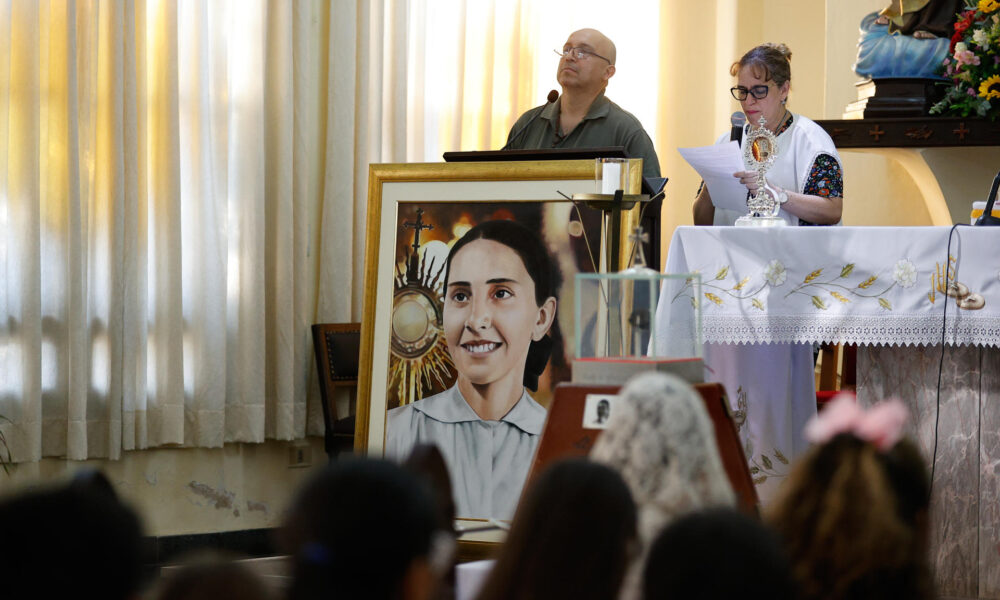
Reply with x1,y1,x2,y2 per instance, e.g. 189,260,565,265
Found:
444,239,556,390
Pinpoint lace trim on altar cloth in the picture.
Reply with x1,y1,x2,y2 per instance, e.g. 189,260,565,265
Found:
681,314,1000,347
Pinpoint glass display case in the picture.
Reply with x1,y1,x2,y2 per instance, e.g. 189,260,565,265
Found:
574,268,702,357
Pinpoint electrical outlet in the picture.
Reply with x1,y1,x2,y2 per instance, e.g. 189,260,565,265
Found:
288,441,312,468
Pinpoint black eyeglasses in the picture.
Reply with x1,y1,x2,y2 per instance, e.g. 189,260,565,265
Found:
554,47,612,64
730,85,770,101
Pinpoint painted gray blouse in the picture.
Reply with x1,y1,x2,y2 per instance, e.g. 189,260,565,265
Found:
386,385,546,519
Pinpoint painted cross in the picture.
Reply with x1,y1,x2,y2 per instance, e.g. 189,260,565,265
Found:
403,208,434,252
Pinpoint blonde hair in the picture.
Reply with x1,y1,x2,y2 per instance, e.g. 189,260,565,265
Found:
730,42,792,86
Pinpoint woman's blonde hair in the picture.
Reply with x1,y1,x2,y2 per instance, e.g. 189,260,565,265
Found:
730,42,792,85
766,434,932,600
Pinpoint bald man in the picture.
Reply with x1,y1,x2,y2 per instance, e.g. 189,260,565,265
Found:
505,28,660,178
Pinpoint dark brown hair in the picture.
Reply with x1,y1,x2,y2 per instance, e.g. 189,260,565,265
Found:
730,42,792,86
0,474,144,599
444,219,558,307
281,458,437,600
644,508,794,600
766,434,933,600
475,459,636,600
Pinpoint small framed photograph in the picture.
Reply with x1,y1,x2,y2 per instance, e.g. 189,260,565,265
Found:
356,160,643,519
582,394,619,429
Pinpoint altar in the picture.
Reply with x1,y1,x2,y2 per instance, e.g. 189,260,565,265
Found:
654,225,1000,599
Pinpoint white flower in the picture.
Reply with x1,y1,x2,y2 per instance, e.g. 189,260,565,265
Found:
955,41,968,54
764,259,786,287
893,259,917,288
973,29,988,46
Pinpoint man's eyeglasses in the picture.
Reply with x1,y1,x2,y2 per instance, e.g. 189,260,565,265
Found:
731,85,770,101
554,47,612,64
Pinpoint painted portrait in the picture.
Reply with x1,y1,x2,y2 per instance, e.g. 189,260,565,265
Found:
386,206,572,518
356,161,643,519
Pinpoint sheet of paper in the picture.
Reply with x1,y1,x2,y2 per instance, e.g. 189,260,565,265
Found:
678,141,748,211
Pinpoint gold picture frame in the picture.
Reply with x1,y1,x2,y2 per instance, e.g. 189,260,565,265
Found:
355,159,642,518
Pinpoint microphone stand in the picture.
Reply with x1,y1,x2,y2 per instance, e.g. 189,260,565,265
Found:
501,90,559,151
974,170,1000,226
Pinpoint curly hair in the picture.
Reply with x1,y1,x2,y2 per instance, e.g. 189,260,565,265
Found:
765,434,933,600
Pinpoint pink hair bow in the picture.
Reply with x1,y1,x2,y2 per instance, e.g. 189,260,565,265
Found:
804,392,909,452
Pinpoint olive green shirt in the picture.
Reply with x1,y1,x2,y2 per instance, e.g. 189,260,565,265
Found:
505,92,661,178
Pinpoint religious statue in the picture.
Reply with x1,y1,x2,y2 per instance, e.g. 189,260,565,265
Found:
876,0,965,38
853,1,963,79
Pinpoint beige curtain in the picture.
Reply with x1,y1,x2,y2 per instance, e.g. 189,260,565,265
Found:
405,0,663,161
312,0,409,430
0,0,402,461
405,0,540,156
0,0,669,463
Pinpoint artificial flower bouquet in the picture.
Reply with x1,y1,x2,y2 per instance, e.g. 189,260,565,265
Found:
930,0,1000,119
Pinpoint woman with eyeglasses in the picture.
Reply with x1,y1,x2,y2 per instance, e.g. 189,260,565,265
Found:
690,44,845,503
692,43,844,227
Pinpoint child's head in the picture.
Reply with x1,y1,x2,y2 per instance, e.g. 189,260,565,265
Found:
767,396,932,600
282,458,441,600
154,553,277,600
0,472,144,599
643,508,794,600
474,458,636,600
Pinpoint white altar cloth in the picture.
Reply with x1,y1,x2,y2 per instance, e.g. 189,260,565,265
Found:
653,226,1000,350
653,225,1000,503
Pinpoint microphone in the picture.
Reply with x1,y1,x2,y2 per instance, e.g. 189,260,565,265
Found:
502,90,559,150
975,169,1000,226
730,111,746,145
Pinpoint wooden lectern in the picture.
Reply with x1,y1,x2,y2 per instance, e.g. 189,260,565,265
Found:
528,382,759,514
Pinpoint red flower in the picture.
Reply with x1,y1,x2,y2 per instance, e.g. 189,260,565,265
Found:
950,11,978,53
950,31,963,52
954,9,976,34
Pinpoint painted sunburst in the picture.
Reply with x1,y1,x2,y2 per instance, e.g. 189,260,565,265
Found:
388,208,455,406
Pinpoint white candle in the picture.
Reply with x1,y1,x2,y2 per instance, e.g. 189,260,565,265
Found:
601,162,622,194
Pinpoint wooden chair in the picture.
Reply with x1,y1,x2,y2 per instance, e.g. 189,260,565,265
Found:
311,323,361,459
816,343,857,411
